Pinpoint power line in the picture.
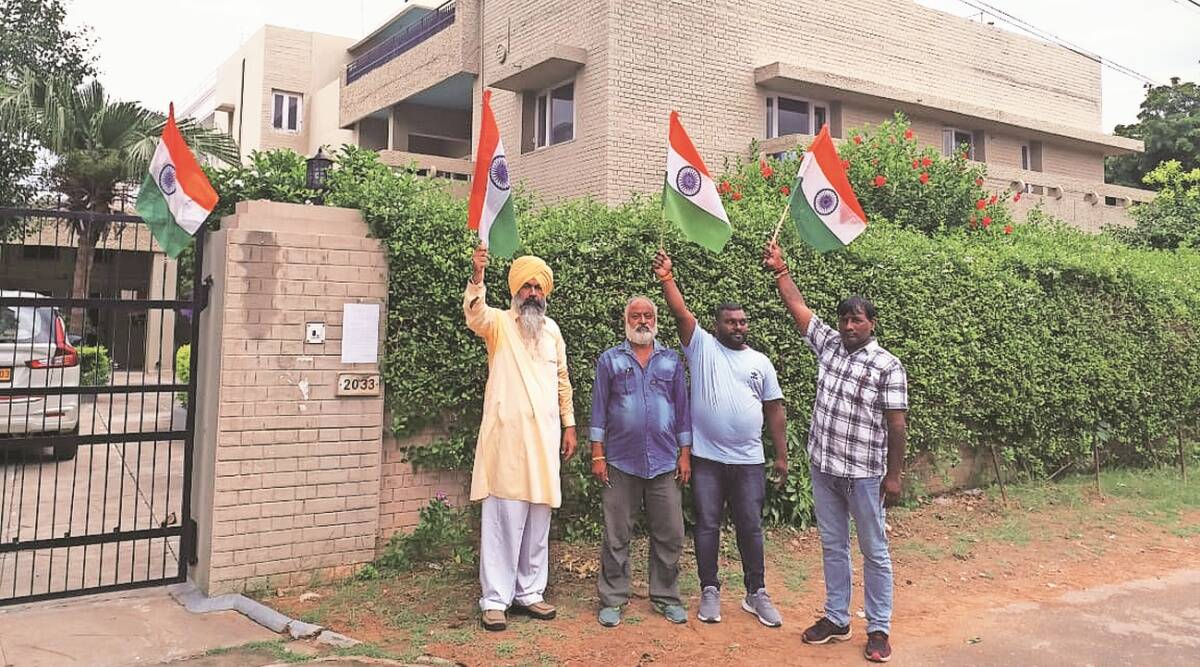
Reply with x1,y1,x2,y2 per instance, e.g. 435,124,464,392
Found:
950,0,1160,86
1176,0,1200,12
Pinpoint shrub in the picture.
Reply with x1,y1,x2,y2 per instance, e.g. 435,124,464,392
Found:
377,496,476,571
1106,161,1200,250
78,345,110,386
175,344,190,408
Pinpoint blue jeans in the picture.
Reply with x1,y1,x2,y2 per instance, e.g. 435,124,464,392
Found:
691,455,766,593
811,469,894,634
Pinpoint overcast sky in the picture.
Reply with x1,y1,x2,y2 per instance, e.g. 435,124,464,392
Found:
66,0,1199,131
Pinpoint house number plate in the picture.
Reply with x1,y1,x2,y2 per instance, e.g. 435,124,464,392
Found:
337,373,381,396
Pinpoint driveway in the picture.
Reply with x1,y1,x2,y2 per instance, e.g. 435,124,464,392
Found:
0,372,187,602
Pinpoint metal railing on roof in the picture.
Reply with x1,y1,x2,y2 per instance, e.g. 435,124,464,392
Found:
346,1,456,84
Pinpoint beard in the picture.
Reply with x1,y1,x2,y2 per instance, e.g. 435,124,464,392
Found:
625,322,657,346
512,295,547,342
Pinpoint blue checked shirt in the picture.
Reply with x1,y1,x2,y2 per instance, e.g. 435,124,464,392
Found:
589,341,692,479
804,316,908,478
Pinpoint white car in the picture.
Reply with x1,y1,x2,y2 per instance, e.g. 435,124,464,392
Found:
0,291,81,460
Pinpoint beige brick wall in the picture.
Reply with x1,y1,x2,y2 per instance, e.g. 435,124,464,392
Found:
192,201,389,594
378,430,470,543
479,0,612,203
600,0,1104,203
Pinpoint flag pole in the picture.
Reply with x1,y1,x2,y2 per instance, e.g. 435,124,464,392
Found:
770,202,791,245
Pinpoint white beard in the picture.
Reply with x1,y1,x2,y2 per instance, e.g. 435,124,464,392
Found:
512,295,547,344
625,323,657,346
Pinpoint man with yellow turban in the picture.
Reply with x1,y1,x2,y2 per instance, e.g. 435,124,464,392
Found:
465,244,577,632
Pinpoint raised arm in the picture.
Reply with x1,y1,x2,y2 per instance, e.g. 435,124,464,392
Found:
464,244,497,337
653,249,697,347
762,240,814,334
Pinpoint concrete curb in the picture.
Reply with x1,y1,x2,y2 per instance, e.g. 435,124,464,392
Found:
168,583,359,646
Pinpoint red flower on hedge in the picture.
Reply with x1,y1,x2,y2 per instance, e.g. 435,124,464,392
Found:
1013,192,1022,202
975,178,985,187
921,156,933,167
976,199,987,210
904,129,914,140
982,216,992,228
841,159,851,170
962,151,970,160
718,180,731,194
912,159,920,169
1003,224,1013,235
732,191,743,201
853,135,863,145
780,185,790,196
919,172,930,184
759,158,774,180
989,194,998,205
874,175,887,187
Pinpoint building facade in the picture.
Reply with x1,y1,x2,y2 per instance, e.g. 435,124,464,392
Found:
187,0,1153,230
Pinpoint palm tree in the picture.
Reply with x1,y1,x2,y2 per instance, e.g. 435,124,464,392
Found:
0,70,238,321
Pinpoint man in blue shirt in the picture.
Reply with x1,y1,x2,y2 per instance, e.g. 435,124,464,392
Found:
653,250,789,629
590,296,692,628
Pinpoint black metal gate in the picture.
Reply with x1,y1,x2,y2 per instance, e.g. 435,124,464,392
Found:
0,207,203,605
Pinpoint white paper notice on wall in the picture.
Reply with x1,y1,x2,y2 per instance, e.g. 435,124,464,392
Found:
341,303,380,364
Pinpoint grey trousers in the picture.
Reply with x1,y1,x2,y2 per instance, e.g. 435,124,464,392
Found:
597,466,685,608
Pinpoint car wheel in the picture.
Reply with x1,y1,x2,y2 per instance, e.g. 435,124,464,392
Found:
51,426,80,462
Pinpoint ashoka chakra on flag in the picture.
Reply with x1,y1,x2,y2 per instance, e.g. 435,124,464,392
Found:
813,188,839,216
489,155,510,191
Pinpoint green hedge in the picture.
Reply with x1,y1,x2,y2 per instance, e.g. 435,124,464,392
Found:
256,118,1198,532
175,344,190,408
78,345,110,386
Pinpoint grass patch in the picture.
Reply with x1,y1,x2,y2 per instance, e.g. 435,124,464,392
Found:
205,640,311,663
894,540,946,562
993,517,1032,545
495,641,518,658
331,643,402,660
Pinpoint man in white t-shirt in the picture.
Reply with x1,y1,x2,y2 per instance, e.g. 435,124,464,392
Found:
652,249,788,628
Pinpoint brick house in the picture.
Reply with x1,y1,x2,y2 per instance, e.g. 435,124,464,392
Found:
186,0,1152,230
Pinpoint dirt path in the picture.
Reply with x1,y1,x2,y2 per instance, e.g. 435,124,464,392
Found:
270,473,1199,666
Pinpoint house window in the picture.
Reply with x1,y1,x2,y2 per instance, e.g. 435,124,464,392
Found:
272,91,302,132
765,95,828,138
534,80,575,149
942,127,976,159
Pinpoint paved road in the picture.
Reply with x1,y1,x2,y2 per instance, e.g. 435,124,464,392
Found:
903,569,1200,666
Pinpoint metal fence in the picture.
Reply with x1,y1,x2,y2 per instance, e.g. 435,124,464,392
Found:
0,207,204,605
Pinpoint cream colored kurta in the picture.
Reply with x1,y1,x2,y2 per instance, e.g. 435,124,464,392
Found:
464,281,575,508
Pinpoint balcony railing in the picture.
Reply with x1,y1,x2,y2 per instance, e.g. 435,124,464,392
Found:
346,1,456,84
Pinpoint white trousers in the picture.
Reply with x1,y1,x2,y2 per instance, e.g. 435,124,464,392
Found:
478,496,551,611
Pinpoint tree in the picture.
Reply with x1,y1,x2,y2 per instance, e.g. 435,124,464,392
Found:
1106,78,1200,189
0,0,96,237
0,73,239,320
1106,161,1200,250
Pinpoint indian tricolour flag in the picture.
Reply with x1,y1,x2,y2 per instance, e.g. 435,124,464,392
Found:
662,111,731,253
135,103,219,259
788,125,868,252
467,89,519,258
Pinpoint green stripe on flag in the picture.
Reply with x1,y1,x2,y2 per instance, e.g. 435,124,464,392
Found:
486,196,520,259
788,177,846,253
135,172,194,259
662,183,731,253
